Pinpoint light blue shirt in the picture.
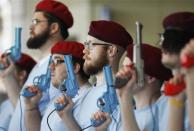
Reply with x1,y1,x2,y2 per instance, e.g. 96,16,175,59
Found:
8,55,51,131
133,97,162,131
77,84,107,130
75,84,120,131
158,95,191,131
112,95,191,131
0,99,14,131
40,82,91,131
110,97,162,131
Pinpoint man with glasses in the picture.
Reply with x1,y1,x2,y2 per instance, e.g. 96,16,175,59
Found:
24,41,91,131
7,1,73,131
60,20,133,130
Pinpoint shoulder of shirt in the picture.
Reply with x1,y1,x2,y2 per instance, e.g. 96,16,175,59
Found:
36,55,51,67
0,99,13,110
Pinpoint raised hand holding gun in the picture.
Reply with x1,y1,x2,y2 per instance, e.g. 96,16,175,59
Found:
91,65,118,127
115,21,144,89
91,110,112,131
54,55,79,111
21,56,52,97
0,27,22,70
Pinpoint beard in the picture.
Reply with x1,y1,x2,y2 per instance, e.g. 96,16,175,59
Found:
83,53,109,75
27,28,50,49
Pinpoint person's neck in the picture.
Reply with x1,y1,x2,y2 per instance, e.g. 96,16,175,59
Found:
96,71,106,87
39,37,63,58
77,75,89,88
95,67,117,87
172,68,182,76
134,86,159,109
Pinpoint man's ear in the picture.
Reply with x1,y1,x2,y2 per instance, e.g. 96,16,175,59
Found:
107,45,118,57
50,23,60,34
147,75,156,84
18,70,27,81
74,63,80,74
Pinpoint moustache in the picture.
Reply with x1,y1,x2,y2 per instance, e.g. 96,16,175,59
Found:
83,55,91,61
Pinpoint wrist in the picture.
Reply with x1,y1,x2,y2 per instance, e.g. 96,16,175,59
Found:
61,112,74,123
61,111,73,119
25,103,38,110
119,92,133,101
25,106,38,111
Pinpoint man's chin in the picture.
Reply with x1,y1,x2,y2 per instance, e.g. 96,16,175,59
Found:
51,81,59,88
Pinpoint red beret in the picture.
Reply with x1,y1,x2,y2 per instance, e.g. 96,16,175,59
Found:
127,44,172,81
15,53,36,73
88,20,133,49
51,41,84,59
163,12,194,31
35,0,73,28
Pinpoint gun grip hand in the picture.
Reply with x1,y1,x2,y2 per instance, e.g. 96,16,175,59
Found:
91,118,106,127
54,96,67,111
0,54,11,70
115,77,130,89
20,86,38,97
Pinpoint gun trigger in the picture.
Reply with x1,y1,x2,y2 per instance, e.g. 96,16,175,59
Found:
99,98,105,106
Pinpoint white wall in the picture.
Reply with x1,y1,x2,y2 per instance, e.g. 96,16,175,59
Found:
90,0,194,47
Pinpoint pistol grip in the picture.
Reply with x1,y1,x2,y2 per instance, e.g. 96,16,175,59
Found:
20,88,37,97
54,102,66,111
115,77,129,89
91,118,106,127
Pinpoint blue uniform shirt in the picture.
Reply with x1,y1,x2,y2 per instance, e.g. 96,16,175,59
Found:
8,55,51,131
40,82,91,131
0,99,14,130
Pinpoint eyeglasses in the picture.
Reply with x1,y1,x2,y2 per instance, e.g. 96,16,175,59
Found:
83,40,112,50
31,19,48,25
51,59,64,66
156,33,165,46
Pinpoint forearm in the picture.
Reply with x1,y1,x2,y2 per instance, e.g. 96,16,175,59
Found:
119,95,140,131
185,74,194,130
167,98,185,131
61,114,81,131
24,108,41,131
2,76,20,107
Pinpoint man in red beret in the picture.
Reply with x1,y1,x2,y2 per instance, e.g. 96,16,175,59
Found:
158,12,194,130
0,53,36,130
62,20,133,130
159,28,193,131
23,41,91,131
110,43,171,131
7,1,74,131
163,11,194,34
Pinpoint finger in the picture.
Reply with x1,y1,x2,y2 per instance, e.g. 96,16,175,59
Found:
104,113,112,123
7,56,14,65
65,96,73,105
97,111,105,121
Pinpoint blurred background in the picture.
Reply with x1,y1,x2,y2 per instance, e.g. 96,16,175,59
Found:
0,0,194,102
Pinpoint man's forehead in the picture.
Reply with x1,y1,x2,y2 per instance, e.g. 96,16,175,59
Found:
86,35,111,45
52,54,64,59
32,11,46,19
